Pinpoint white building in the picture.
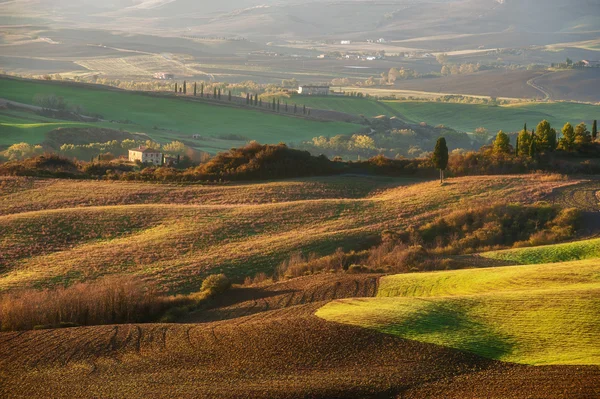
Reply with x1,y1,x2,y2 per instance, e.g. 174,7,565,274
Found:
128,147,163,166
341,40,351,45
582,60,600,68
298,85,330,96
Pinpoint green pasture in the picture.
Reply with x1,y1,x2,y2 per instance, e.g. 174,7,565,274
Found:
0,78,358,149
317,255,600,365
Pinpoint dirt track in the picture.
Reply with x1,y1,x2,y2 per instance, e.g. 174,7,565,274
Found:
1,273,599,398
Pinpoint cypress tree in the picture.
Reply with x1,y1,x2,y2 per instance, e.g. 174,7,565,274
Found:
175,83,178,93
294,104,297,113
277,99,280,112
259,98,262,107
593,120,598,141
201,83,204,97
254,94,258,106
524,122,527,132
218,89,221,100
228,91,232,101
273,98,276,110
246,93,250,105
529,129,536,157
214,88,217,99
193,82,197,96
285,102,288,112
303,105,306,115
432,137,449,184
515,136,519,156
183,81,187,94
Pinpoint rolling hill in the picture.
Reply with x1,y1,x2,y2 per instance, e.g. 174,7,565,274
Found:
317,255,600,365
0,77,359,151
1,172,600,397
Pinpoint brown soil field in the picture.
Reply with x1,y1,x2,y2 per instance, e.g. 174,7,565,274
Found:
1,273,599,399
393,70,544,100
534,69,600,103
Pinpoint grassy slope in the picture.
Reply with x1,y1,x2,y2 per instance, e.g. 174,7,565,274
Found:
383,100,600,133
317,257,600,365
0,78,358,149
481,237,600,264
0,174,574,293
289,95,393,118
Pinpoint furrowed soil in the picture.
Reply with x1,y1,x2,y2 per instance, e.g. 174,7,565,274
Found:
2,273,599,399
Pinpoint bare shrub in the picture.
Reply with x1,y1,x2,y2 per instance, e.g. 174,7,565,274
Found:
0,276,187,331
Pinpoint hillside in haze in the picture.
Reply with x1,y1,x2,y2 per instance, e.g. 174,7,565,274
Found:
2,0,599,44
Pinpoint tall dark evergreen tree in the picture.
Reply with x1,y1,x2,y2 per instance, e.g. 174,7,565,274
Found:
218,89,221,100
285,102,288,112
214,88,217,99
515,136,519,156
294,104,297,114
259,98,262,107
303,105,306,115
593,120,598,141
529,129,536,157
254,94,258,106
183,81,187,94
175,83,178,93
228,91,232,101
193,82,197,96
277,99,280,112
201,84,204,97
246,93,250,104
272,98,276,110
432,137,449,184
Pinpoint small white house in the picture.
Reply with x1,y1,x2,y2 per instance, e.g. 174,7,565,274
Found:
129,147,163,166
298,85,330,96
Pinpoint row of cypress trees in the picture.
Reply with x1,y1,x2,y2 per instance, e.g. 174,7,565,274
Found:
173,82,311,115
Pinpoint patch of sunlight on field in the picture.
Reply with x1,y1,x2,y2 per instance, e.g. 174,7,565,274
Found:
317,258,600,365
481,238,600,264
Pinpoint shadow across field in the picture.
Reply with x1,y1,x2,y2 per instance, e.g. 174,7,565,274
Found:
383,299,513,360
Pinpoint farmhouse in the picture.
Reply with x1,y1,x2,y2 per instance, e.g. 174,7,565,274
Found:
153,72,174,80
298,85,330,96
582,60,600,68
128,147,163,166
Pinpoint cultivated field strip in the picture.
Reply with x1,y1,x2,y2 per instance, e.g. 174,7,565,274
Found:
317,258,600,365
2,306,599,398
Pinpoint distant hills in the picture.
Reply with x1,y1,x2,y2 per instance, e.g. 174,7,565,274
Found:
3,0,599,46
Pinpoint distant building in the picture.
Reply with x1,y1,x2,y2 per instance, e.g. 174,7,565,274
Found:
340,40,351,45
163,156,179,167
377,38,386,43
129,147,163,166
298,85,330,96
153,72,174,80
582,60,600,68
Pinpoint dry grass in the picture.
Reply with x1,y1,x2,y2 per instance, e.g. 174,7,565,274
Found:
0,175,580,293
0,276,181,331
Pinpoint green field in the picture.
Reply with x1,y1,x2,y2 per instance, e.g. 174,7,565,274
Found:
0,78,358,150
482,237,600,264
282,95,599,134
317,256,600,365
383,100,600,133
291,95,393,118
